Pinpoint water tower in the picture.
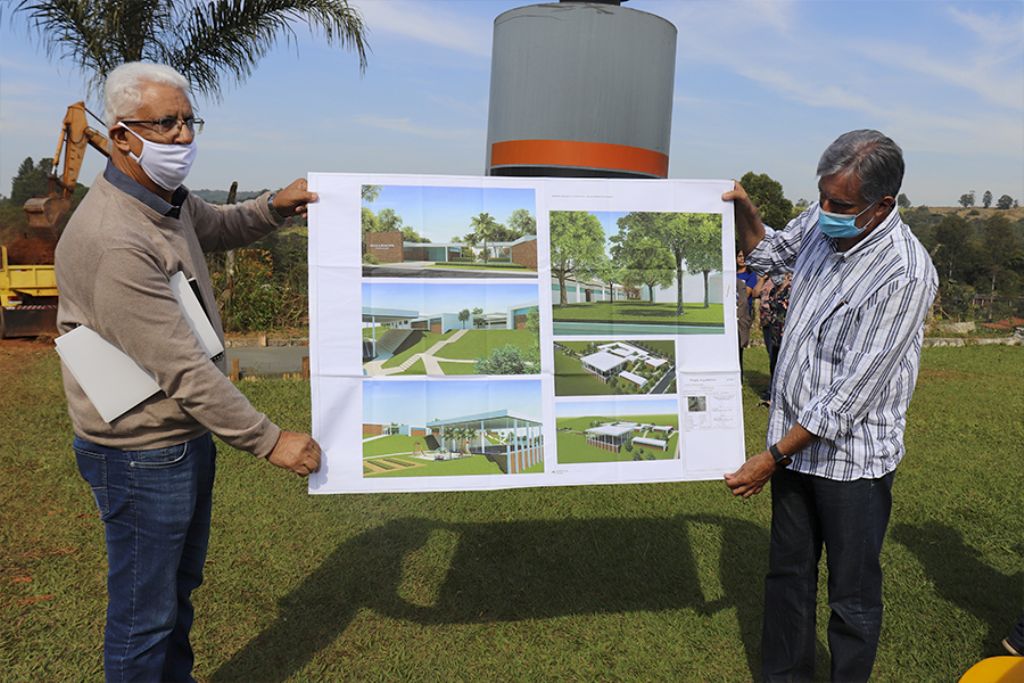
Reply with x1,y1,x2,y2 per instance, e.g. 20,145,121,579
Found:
486,0,677,178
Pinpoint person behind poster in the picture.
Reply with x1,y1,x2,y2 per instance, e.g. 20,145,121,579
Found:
55,62,321,681
722,130,937,682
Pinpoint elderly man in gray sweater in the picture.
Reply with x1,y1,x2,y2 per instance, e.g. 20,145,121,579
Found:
56,62,320,682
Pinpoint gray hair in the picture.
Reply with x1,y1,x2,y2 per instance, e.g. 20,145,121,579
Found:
104,62,190,128
816,129,904,204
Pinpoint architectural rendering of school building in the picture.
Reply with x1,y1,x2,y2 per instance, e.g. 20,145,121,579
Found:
552,271,724,305
362,302,536,361
364,230,538,269
363,409,543,474
584,422,675,452
579,342,669,389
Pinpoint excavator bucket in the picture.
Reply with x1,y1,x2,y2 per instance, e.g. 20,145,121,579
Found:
23,196,69,236
0,305,58,339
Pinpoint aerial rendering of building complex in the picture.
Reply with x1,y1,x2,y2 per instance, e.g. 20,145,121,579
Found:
554,340,676,396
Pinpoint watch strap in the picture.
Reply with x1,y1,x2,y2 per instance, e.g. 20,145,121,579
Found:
769,443,791,467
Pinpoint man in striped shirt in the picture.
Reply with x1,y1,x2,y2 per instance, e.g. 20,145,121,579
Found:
723,130,937,682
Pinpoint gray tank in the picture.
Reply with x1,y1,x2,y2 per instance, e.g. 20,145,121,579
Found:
486,0,677,178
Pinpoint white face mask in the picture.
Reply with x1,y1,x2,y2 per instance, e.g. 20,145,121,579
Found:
119,122,198,191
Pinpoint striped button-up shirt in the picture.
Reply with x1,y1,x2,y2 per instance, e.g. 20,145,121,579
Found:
746,203,937,481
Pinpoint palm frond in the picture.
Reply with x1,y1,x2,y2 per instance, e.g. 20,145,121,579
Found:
169,0,369,100
12,0,110,89
9,0,369,100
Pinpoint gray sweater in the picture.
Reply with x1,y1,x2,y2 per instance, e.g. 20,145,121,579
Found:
56,170,283,456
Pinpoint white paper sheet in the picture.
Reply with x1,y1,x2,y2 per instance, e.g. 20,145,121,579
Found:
307,174,745,494
55,325,161,423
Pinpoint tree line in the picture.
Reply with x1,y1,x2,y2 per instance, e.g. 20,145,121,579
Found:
957,190,1018,210
550,210,721,316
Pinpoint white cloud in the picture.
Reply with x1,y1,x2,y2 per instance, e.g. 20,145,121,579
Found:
855,41,1024,112
947,6,1024,50
357,0,491,58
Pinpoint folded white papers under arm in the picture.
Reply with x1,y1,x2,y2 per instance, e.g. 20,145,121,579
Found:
54,271,224,423
169,272,224,359
55,326,162,423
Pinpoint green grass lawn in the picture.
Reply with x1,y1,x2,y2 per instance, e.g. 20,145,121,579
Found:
379,331,455,369
363,434,423,457
554,347,615,396
436,361,478,375
553,300,724,326
3,343,1021,681
372,454,507,477
438,329,536,360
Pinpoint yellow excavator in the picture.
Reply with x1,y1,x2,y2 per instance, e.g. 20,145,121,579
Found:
1,102,109,338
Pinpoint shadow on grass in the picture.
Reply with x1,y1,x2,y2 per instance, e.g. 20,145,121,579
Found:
212,514,769,681
892,522,1019,650
743,369,772,398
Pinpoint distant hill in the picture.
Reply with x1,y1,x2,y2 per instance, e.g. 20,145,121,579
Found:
191,188,269,204
922,206,1024,221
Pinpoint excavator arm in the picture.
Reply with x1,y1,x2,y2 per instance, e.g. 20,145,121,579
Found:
23,102,110,235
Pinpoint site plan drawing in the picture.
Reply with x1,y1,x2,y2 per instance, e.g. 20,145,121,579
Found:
307,174,745,493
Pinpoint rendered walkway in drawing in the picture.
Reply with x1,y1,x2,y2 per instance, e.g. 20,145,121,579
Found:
364,329,474,376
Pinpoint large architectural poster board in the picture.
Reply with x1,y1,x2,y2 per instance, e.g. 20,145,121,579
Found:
306,174,745,494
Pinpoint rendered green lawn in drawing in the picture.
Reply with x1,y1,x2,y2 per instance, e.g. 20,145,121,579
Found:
362,434,422,458
436,361,478,375
439,330,535,359
552,301,723,325
554,348,615,395
370,329,537,376
380,331,455,368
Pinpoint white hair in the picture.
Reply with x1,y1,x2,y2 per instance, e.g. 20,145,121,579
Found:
104,62,190,128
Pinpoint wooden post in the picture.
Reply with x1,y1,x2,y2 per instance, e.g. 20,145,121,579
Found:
301,355,310,380
230,357,240,382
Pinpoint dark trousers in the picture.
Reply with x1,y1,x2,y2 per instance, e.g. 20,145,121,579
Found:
764,328,782,379
75,433,216,683
762,468,895,683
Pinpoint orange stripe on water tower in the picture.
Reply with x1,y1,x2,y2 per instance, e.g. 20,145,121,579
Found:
491,139,669,178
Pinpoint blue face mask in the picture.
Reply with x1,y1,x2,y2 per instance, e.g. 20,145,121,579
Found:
818,200,878,239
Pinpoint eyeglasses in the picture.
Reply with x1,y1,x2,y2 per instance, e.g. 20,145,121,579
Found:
120,115,205,135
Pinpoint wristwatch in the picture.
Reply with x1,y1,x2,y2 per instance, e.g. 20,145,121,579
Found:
769,443,792,468
267,192,285,221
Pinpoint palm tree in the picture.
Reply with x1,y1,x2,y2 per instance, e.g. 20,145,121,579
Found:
11,0,369,99
469,212,499,263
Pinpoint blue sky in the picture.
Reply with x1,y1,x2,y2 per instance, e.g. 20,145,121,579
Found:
1,1,1021,206
364,379,541,425
593,211,627,256
556,397,678,418
365,185,535,242
363,281,537,317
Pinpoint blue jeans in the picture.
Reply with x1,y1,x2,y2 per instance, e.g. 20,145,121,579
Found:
74,433,216,683
762,468,894,683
